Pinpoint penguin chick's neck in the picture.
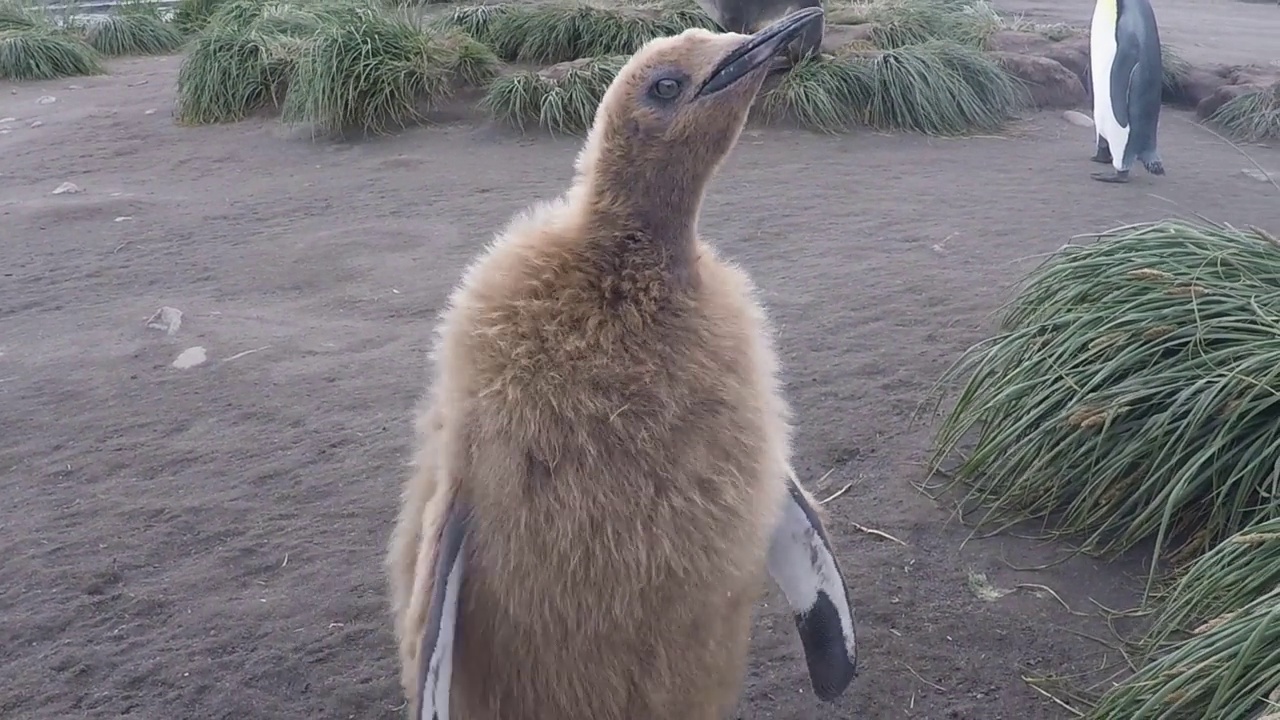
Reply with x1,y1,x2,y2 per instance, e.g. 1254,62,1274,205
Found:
572,147,709,286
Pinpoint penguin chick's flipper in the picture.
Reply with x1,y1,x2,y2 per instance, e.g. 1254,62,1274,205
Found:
1091,169,1131,183
766,472,857,702
413,499,469,720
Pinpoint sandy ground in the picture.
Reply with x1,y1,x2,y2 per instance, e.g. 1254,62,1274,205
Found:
997,0,1280,67
2,4,1279,719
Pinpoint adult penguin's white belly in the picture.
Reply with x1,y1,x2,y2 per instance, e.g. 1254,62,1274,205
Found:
1090,0,1129,160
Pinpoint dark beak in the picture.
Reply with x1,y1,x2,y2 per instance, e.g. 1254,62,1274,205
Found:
694,7,825,98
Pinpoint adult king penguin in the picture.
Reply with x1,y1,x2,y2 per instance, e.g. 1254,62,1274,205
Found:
692,0,825,64
386,7,858,720
1089,0,1167,183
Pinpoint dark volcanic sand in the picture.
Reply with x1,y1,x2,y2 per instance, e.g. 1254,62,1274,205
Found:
2,11,1279,720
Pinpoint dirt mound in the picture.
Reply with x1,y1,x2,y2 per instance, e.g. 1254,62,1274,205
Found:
985,29,1280,118
989,51,1086,109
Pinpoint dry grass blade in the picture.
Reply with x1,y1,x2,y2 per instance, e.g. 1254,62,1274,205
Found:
926,218,1280,590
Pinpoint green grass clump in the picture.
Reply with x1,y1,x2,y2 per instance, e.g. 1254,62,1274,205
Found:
433,0,717,64
765,41,1025,134
281,4,498,135
84,12,186,56
927,219,1280,586
1209,85,1280,143
174,0,348,124
853,0,1003,50
759,55,875,133
173,0,235,34
1160,43,1191,100
0,1,44,31
1083,587,1280,720
175,23,298,123
485,37,1024,136
1139,518,1280,655
0,27,103,80
483,55,625,133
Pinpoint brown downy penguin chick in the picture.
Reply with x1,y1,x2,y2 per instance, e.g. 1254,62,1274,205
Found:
387,8,857,719
693,0,825,64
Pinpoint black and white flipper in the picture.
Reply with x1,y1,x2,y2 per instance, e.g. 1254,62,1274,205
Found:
413,500,469,720
766,468,858,701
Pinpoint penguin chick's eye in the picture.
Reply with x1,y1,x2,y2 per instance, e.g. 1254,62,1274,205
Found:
650,77,682,101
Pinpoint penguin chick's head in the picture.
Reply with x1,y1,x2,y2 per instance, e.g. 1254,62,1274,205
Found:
575,8,824,226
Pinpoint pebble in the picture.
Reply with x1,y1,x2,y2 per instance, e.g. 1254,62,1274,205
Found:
36,95,56,105
1241,168,1276,183
146,307,183,336
52,181,82,195
1062,110,1094,128
173,347,207,370
29,120,42,128
0,117,14,123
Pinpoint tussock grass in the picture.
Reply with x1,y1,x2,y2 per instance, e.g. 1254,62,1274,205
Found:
1140,518,1280,655
759,55,874,133
844,0,1003,50
928,219,1280,582
432,0,717,63
173,0,234,33
485,39,1024,136
0,27,103,79
1209,85,1280,143
483,55,625,133
1084,587,1280,720
1160,44,1190,98
0,0,44,31
282,4,498,134
84,12,185,56
173,4,311,124
764,42,1025,134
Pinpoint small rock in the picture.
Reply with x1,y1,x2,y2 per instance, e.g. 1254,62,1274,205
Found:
1063,110,1094,128
1241,168,1277,183
146,306,183,335
0,116,15,123
114,216,132,222
29,120,42,128
36,95,56,105
66,84,82,90
51,181,81,195
0,129,9,135
144,108,156,115
173,346,207,369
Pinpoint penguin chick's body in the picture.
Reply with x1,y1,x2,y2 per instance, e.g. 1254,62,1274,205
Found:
388,9,856,720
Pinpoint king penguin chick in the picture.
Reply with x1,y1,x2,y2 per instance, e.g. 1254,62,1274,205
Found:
387,8,858,719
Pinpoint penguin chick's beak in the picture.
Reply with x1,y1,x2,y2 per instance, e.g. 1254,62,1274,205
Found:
694,7,825,99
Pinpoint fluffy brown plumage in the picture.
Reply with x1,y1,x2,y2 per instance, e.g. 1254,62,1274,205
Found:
387,20,817,720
